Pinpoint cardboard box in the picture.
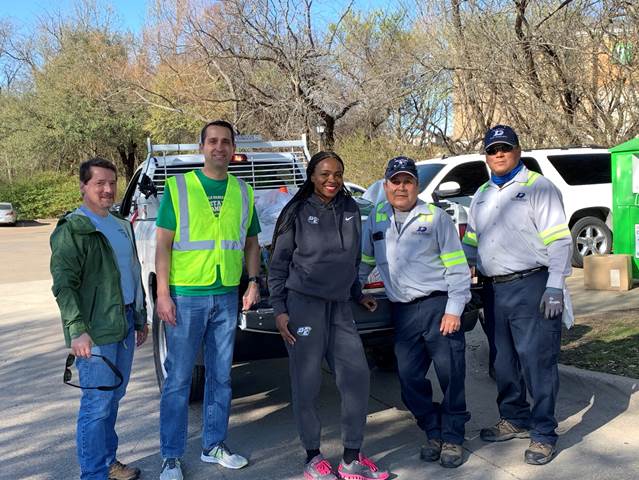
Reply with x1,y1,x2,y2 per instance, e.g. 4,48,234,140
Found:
583,254,633,291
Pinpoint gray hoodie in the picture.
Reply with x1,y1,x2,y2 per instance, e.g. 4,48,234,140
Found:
268,192,363,317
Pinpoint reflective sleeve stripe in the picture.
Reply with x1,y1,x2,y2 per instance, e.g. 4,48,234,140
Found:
361,254,376,266
440,249,467,268
525,171,541,186
539,223,571,245
462,231,477,247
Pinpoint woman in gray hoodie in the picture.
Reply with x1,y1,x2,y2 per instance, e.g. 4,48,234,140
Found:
268,151,389,480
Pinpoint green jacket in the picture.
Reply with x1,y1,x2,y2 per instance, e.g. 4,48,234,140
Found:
50,209,147,347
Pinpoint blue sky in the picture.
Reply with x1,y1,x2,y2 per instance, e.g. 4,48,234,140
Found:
0,0,395,33
0,0,148,32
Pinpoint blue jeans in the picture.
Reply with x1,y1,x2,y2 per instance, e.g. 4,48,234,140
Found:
76,307,135,480
160,291,238,458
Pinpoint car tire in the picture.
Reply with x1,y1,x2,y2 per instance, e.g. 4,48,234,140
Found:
570,216,612,268
152,304,205,402
152,306,167,391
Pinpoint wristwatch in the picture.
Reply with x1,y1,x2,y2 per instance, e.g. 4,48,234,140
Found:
247,276,260,284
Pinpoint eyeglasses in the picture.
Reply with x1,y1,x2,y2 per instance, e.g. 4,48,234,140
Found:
63,353,123,391
485,144,515,155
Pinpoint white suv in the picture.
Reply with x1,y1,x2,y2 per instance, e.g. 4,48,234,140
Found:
406,147,612,268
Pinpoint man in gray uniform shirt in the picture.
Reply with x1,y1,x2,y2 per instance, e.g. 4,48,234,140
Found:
360,156,471,468
462,125,572,465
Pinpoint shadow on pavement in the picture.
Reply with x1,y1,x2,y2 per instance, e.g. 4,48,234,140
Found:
555,361,639,458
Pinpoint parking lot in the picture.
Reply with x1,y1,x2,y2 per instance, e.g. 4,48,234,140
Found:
1,221,638,480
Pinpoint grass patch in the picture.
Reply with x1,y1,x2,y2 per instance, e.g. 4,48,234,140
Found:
561,310,639,378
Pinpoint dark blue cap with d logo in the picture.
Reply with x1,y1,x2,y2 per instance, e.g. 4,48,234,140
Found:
385,156,418,180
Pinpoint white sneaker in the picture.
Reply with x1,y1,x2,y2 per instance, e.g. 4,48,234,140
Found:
200,442,248,469
159,458,183,480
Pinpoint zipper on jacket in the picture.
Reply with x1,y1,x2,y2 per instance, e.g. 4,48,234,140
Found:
330,202,344,249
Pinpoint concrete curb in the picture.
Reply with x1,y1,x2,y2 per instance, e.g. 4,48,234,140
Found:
559,363,639,387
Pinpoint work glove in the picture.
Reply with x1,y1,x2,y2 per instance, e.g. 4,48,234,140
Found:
539,287,563,319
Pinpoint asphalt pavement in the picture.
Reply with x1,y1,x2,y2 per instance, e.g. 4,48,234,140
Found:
1,222,638,480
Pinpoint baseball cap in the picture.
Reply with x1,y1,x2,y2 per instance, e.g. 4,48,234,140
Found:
483,125,519,150
384,156,418,180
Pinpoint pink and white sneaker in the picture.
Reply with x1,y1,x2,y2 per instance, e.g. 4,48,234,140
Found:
337,453,389,480
304,454,338,480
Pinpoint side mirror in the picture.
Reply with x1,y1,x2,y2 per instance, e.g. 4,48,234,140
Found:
434,181,461,198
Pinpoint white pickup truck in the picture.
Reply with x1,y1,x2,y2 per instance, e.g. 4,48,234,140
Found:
119,136,395,400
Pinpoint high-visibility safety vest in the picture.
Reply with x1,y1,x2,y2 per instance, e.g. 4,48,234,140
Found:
166,171,254,287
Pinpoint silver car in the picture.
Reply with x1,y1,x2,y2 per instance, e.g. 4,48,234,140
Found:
0,202,17,226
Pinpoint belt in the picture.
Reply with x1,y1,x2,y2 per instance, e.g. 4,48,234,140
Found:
403,290,447,305
490,266,547,284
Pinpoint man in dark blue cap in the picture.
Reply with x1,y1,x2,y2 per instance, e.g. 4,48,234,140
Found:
360,156,471,468
462,125,572,465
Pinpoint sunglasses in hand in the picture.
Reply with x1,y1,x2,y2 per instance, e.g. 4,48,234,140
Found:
63,353,123,391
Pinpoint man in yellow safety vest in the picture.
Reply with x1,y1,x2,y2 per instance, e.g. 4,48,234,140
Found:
155,120,261,480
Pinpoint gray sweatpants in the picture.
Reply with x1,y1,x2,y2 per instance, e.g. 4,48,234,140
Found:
285,289,371,450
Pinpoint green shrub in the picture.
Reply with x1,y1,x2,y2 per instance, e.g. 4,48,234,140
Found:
0,172,80,220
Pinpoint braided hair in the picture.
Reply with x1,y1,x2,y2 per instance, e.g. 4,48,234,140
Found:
271,150,350,249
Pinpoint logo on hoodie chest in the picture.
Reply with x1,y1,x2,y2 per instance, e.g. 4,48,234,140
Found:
307,215,319,225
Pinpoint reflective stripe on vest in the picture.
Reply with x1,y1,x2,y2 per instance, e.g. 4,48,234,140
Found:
172,173,250,252
173,174,215,251
168,171,252,286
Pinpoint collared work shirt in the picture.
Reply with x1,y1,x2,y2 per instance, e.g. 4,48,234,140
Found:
462,166,572,289
359,200,471,316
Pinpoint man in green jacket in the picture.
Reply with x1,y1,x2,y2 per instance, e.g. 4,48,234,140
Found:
50,157,148,480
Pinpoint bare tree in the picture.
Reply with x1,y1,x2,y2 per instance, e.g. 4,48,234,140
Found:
416,0,639,150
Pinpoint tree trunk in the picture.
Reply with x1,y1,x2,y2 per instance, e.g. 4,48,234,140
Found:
117,141,137,182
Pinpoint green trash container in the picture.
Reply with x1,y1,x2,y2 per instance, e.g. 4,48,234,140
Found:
610,137,639,279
